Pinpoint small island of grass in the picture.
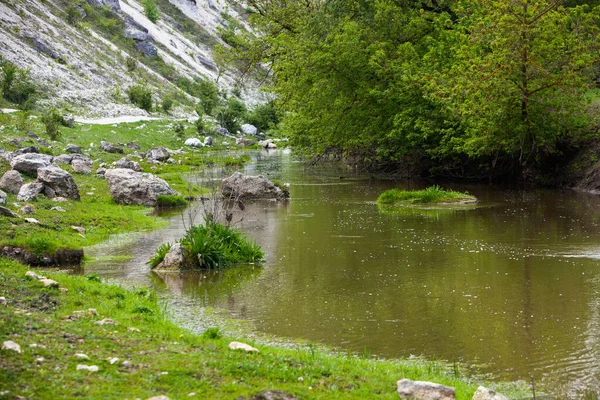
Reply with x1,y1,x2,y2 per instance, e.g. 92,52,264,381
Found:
377,185,477,205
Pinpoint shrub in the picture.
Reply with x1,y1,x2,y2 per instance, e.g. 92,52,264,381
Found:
156,195,187,208
161,96,173,113
148,242,172,269
202,327,222,339
143,0,159,23
0,57,37,109
177,77,219,115
246,100,280,132
125,56,137,72
126,84,153,112
215,98,247,133
173,122,185,138
66,6,81,26
41,108,64,140
195,117,205,133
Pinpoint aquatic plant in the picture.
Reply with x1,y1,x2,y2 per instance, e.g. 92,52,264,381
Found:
148,242,172,269
377,185,476,205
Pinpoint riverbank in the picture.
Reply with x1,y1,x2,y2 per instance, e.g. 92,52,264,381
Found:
0,257,530,399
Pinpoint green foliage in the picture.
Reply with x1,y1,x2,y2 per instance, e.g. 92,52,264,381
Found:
377,186,475,205
173,121,185,138
246,100,280,132
125,56,137,72
194,117,205,133
126,84,153,112
156,195,187,208
202,327,222,339
177,77,220,115
41,108,64,140
147,242,172,269
215,97,247,133
66,6,82,26
86,273,102,282
0,56,37,109
161,95,173,113
142,0,159,23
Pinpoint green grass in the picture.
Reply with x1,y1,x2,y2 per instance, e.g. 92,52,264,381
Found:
377,185,477,205
0,257,527,399
156,195,188,208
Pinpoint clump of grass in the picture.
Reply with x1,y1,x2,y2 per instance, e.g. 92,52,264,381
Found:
41,108,65,140
377,185,476,205
156,195,188,208
202,327,222,339
150,216,264,270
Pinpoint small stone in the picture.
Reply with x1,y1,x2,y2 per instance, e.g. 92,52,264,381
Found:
122,360,132,367
397,379,456,400
25,271,40,280
95,318,117,325
188,393,196,397
40,279,59,288
0,297,6,305
88,308,98,316
19,204,35,215
108,357,119,365
128,327,141,332
228,341,259,353
71,226,85,234
76,364,99,372
59,287,68,293
472,386,509,400
75,353,89,360
147,396,170,400
35,357,45,363
2,340,21,353
24,218,40,225
51,206,66,212
160,371,169,375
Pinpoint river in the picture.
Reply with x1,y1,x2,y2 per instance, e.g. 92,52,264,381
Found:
86,149,600,398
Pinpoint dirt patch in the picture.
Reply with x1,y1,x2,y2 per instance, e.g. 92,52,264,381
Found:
1,246,84,267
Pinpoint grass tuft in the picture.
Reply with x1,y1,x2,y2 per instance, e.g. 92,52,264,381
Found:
377,185,476,205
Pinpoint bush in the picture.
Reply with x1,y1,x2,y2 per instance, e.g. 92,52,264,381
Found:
215,98,247,133
156,195,187,208
0,57,37,109
173,122,185,138
143,0,159,23
126,84,153,112
66,6,82,26
177,77,220,115
161,96,173,113
41,108,64,140
246,100,280,132
195,117,205,133
148,242,172,269
126,56,137,72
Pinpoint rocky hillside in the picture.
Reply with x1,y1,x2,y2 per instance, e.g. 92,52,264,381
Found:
0,0,263,117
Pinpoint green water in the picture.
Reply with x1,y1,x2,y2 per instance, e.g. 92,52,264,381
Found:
87,150,600,397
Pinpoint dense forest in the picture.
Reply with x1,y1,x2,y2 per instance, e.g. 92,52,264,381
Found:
234,0,600,181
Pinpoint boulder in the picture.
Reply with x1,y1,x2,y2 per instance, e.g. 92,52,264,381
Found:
127,142,141,150
236,137,256,147
100,141,123,154
0,170,23,194
17,183,44,202
0,189,6,204
37,165,80,200
72,159,91,174
66,144,82,154
146,147,170,162
135,40,158,58
241,124,258,136
397,379,456,400
215,126,229,136
221,172,288,200
115,157,142,171
125,28,151,41
54,154,74,165
12,146,39,157
63,114,75,128
258,139,277,149
104,168,178,206
155,243,185,270
472,386,508,400
184,138,204,148
10,153,53,175
204,136,213,146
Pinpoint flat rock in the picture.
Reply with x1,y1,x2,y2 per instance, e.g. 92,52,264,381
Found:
76,364,99,372
0,170,23,194
40,279,59,288
37,165,80,200
2,340,21,353
105,168,178,206
10,153,53,176
397,379,456,400
472,386,508,400
0,206,19,218
17,182,44,202
100,141,123,154
228,341,259,352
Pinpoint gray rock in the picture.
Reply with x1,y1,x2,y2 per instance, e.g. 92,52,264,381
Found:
66,144,82,154
125,28,151,41
472,386,508,400
37,165,80,200
258,139,277,149
17,183,44,202
72,159,91,174
0,206,19,218
86,0,120,10
135,40,158,58
0,170,23,194
197,56,216,71
12,146,39,157
146,147,170,162
10,153,53,175
184,138,203,148
397,379,456,400
155,243,184,270
25,35,65,64
104,168,178,206
241,124,258,136
54,154,74,165
96,167,107,177
236,137,255,147
63,115,75,128
204,136,213,146
126,142,141,150
215,126,229,136
100,141,123,153
19,204,35,215
221,172,288,200
0,189,6,205
43,185,56,198
115,157,142,171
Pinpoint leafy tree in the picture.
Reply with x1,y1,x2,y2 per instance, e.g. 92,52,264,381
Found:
143,0,159,23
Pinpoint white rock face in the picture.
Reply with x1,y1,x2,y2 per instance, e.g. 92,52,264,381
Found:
184,138,204,148
472,386,508,400
104,168,178,206
241,124,258,135
228,341,259,353
2,340,21,353
397,379,456,400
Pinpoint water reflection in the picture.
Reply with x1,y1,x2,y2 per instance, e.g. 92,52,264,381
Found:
86,150,600,397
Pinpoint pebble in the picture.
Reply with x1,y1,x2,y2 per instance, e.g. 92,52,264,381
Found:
51,206,66,212
2,340,21,353
40,279,59,288
228,341,259,353
128,327,141,332
147,396,170,400
25,271,39,280
76,364,99,372
95,318,117,325
108,357,119,365
0,296,6,305
35,357,45,363
75,353,89,360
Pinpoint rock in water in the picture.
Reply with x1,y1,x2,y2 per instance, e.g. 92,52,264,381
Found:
146,147,171,162
154,243,184,270
10,153,53,176
0,170,24,194
37,165,80,200
472,386,508,400
397,379,456,400
221,172,288,200
17,183,44,202
241,124,258,135
104,168,178,206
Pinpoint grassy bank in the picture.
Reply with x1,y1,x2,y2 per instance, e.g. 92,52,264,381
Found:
0,257,528,399
377,186,477,205
0,113,250,256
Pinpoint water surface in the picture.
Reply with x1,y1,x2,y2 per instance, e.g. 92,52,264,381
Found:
87,150,600,397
